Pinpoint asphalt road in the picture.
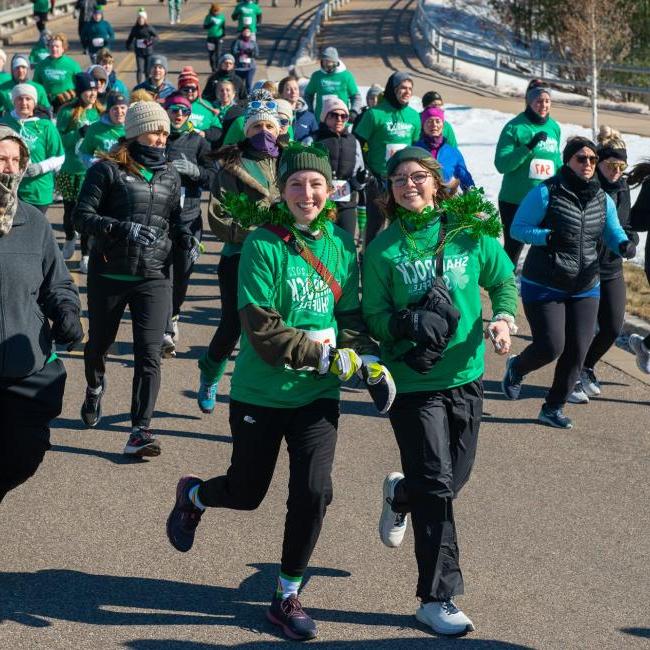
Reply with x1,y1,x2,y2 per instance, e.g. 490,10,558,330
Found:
1,1,649,649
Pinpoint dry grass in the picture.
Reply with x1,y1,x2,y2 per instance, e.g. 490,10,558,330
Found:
624,264,650,322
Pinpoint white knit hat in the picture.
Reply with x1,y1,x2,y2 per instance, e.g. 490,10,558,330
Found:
12,83,38,103
320,96,349,122
275,98,294,121
243,101,280,136
125,101,170,139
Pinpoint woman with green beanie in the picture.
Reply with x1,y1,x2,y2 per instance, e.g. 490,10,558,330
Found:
167,142,392,641
364,146,517,636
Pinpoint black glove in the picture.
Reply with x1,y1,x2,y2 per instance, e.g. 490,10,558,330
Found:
111,221,160,246
180,235,201,263
349,109,358,123
625,230,640,246
390,309,451,346
545,230,560,252
355,168,370,185
619,240,636,259
51,308,84,351
402,344,444,374
527,131,548,150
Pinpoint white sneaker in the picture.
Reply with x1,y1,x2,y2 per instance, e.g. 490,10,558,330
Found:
161,333,176,358
79,255,89,274
379,472,408,548
416,600,475,636
628,334,650,374
171,316,179,342
62,237,76,260
580,368,601,396
567,381,589,404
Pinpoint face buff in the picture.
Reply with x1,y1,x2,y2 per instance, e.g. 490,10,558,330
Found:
0,171,22,236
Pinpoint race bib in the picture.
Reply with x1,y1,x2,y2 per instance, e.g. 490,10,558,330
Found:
301,327,336,346
206,41,216,51
331,180,351,202
239,55,252,65
529,158,555,180
243,15,252,25
91,37,105,47
385,143,407,161
135,38,148,48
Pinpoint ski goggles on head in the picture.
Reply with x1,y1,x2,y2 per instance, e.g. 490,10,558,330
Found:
168,104,191,115
248,99,277,111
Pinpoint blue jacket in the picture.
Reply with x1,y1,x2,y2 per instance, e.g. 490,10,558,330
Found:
413,139,474,191
294,104,318,143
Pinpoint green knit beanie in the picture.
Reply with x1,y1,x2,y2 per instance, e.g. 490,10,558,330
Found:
279,142,333,186
386,146,433,178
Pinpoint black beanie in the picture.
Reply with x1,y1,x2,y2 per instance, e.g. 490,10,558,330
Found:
74,72,97,95
597,144,627,162
563,137,598,164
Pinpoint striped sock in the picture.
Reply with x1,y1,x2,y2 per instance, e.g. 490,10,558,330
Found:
276,572,302,600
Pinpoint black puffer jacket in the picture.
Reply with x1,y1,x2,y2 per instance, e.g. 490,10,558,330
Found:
74,159,187,278
125,23,159,56
166,129,214,221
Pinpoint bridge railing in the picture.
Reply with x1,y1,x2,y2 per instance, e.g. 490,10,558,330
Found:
414,0,650,98
293,0,350,67
0,0,78,45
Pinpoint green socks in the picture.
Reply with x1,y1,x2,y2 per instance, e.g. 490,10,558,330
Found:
198,354,228,384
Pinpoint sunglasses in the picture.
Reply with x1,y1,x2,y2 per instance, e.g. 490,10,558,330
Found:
279,117,290,127
390,171,431,187
169,105,191,115
327,111,348,121
181,86,198,93
248,99,277,111
605,161,626,171
575,154,598,165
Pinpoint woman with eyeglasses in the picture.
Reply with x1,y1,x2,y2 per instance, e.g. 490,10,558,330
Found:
196,94,282,414
231,27,259,94
568,127,637,401
363,147,517,636
313,97,366,236
504,137,636,429
160,93,214,357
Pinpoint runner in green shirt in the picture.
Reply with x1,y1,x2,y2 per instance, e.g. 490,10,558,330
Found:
0,83,63,210
231,0,262,33
79,91,126,167
304,47,362,123
0,54,51,115
421,90,457,148
0,51,9,85
204,3,226,71
33,33,82,111
29,30,52,67
167,142,393,643
363,146,517,638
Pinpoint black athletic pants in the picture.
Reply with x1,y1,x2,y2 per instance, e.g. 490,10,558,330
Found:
207,253,241,363
136,54,150,85
364,175,386,249
584,275,626,370
63,200,89,255
0,359,66,503
84,273,170,429
517,296,600,407
498,201,524,268
198,398,339,577
207,38,223,72
335,205,357,237
388,380,483,602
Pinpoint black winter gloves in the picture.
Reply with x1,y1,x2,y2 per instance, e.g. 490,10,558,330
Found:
619,240,636,259
109,221,161,246
179,235,201,263
527,131,548,150
52,307,84,350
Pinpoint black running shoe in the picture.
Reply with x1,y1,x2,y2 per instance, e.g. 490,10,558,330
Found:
538,404,573,429
123,428,161,457
502,355,523,400
81,378,105,428
267,594,318,641
166,475,204,552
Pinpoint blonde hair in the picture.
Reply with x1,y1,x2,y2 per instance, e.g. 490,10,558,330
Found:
597,125,625,150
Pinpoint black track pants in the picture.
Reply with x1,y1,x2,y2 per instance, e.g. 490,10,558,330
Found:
207,253,241,363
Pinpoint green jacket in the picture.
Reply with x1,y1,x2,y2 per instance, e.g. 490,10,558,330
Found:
57,103,101,175
204,12,226,38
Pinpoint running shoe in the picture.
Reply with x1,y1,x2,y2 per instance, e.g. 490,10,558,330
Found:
416,600,475,636
171,315,179,342
266,594,318,641
79,255,89,274
501,354,523,400
197,373,218,414
123,428,161,457
62,236,76,260
580,367,601,396
538,404,573,429
166,475,204,552
379,472,408,548
80,378,105,428
161,333,176,358
628,334,650,374
567,382,589,404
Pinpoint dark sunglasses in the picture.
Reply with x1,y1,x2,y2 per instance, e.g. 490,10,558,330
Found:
169,105,191,115
327,111,348,121
575,154,598,165
181,86,198,93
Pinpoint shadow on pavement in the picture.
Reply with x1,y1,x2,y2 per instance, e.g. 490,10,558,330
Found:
621,627,650,638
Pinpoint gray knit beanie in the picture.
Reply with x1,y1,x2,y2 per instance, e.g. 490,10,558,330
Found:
148,54,168,73
12,83,38,103
125,101,170,139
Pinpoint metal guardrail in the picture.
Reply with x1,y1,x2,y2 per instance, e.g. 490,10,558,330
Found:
415,0,650,97
0,0,78,44
293,0,350,67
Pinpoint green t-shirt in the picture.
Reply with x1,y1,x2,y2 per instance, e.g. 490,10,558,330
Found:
305,69,359,123
494,112,562,205
0,72,10,85
353,99,421,178
231,221,360,408
79,118,124,157
443,121,457,148
33,0,49,13
204,12,225,38
57,103,101,174
232,2,262,32
362,219,514,394
0,79,51,114
33,55,82,100
0,114,63,205
29,44,50,67
190,98,221,132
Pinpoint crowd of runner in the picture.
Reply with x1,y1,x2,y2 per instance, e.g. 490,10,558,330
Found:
1,0,649,641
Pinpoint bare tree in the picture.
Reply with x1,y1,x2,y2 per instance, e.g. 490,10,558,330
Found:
561,0,631,137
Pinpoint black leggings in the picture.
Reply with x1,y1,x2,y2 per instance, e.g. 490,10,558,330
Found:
584,275,626,370
207,253,241,363
198,398,339,577
63,200,89,255
84,273,170,429
517,296,600,407
136,54,150,85
0,359,66,503
498,201,525,268
207,38,223,72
